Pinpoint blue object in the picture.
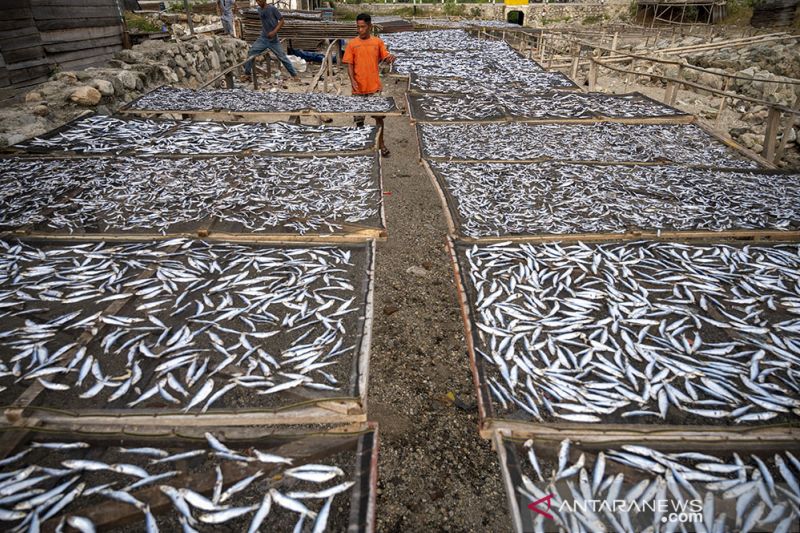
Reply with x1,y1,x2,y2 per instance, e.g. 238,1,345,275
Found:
289,48,338,64
244,36,298,76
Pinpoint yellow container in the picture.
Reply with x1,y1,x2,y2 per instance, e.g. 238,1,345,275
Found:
504,0,529,5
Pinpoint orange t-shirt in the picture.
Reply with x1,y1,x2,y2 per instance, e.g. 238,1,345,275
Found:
342,35,390,95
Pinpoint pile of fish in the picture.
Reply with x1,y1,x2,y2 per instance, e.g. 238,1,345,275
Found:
0,239,367,410
408,92,683,122
382,29,509,52
419,123,758,167
392,50,543,78
518,439,800,533
127,86,397,114
14,115,376,155
0,432,353,531
463,240,800,424
432,162,800,237
409,73,576,96
408,94,505,122
0,156,380,234
410,19,522,30
12,115,175,154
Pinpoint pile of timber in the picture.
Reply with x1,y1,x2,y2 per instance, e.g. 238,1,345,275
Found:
240,9,411,50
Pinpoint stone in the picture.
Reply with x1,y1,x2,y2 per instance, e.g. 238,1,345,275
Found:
96,105,111,115
115,49,145,64
209,51,220,70
739,132,761,150
32,105,49,117
406,266,428,277
90,79,114,96
117,70,139,90
54,71,78,83
383,304,400,316
25,91,43,103
69,86,102,106
782,127,797,144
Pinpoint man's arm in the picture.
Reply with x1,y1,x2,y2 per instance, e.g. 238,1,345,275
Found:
267,17,284,39
347,62,358,93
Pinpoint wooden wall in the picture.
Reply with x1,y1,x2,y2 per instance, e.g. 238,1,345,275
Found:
0,0,125,93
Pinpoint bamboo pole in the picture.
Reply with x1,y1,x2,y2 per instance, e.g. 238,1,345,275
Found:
762,106,782,161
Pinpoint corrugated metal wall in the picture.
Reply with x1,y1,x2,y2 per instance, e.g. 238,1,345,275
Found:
0,0,125,93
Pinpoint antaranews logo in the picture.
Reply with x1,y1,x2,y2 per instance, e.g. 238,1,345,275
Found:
526,495,703,531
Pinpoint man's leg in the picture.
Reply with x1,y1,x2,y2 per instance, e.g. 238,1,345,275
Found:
222,15,233,35
243,37,269,76
265,40,298,78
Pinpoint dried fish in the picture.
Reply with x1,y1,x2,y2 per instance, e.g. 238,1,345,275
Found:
0,156,380,235
0,239,366,410
127,86,396,114
14,115,376,155
420,122,759,167
431,161,800,237
516,440,800,532
0,434,353,530
463,240,800,424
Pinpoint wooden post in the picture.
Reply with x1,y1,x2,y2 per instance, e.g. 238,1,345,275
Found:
539,33,546,62
775,97,800,162
714,78,730,128
570,44,580,80
664,81,676,105
762,106,782,161
611,32,619,58
225,71,234,89
588,49,599,91
253,60,259,90
183,0,195,35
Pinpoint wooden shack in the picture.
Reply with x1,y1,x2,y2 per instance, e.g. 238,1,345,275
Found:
0,0,125,94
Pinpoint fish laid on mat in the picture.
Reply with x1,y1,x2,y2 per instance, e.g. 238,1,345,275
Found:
0,433,353,531
0,239,366,410
0,156,379,235
128,86,396,114
420,122,758,167
15,115,376,155
432,161,800,237
465,240,800,424
518,439,800,533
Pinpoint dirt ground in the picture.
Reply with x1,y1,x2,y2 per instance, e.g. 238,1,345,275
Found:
365,78,509,532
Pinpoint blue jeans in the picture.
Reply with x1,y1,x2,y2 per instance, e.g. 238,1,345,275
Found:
244,36,297,77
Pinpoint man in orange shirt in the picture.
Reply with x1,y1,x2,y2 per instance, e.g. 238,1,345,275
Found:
342,13,395,157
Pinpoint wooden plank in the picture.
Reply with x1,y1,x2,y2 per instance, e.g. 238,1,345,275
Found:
487,421,800,445
46,43,121,63
459,229,800,245
40,25,121,43
445,237,492,431
0,8,35,20
0,0,33,9
695,120,776,169
34,17,121,30
43,35,122,53
13,405,367,428
0,46,45,65
32,5,121,19
31,0,119,6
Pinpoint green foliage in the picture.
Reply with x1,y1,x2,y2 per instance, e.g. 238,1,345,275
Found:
721,0,756,25
470,6,482,18
166,0,209,13
582,14,605,25
541,16,571,26
443,1,466,17
125,12,161,33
